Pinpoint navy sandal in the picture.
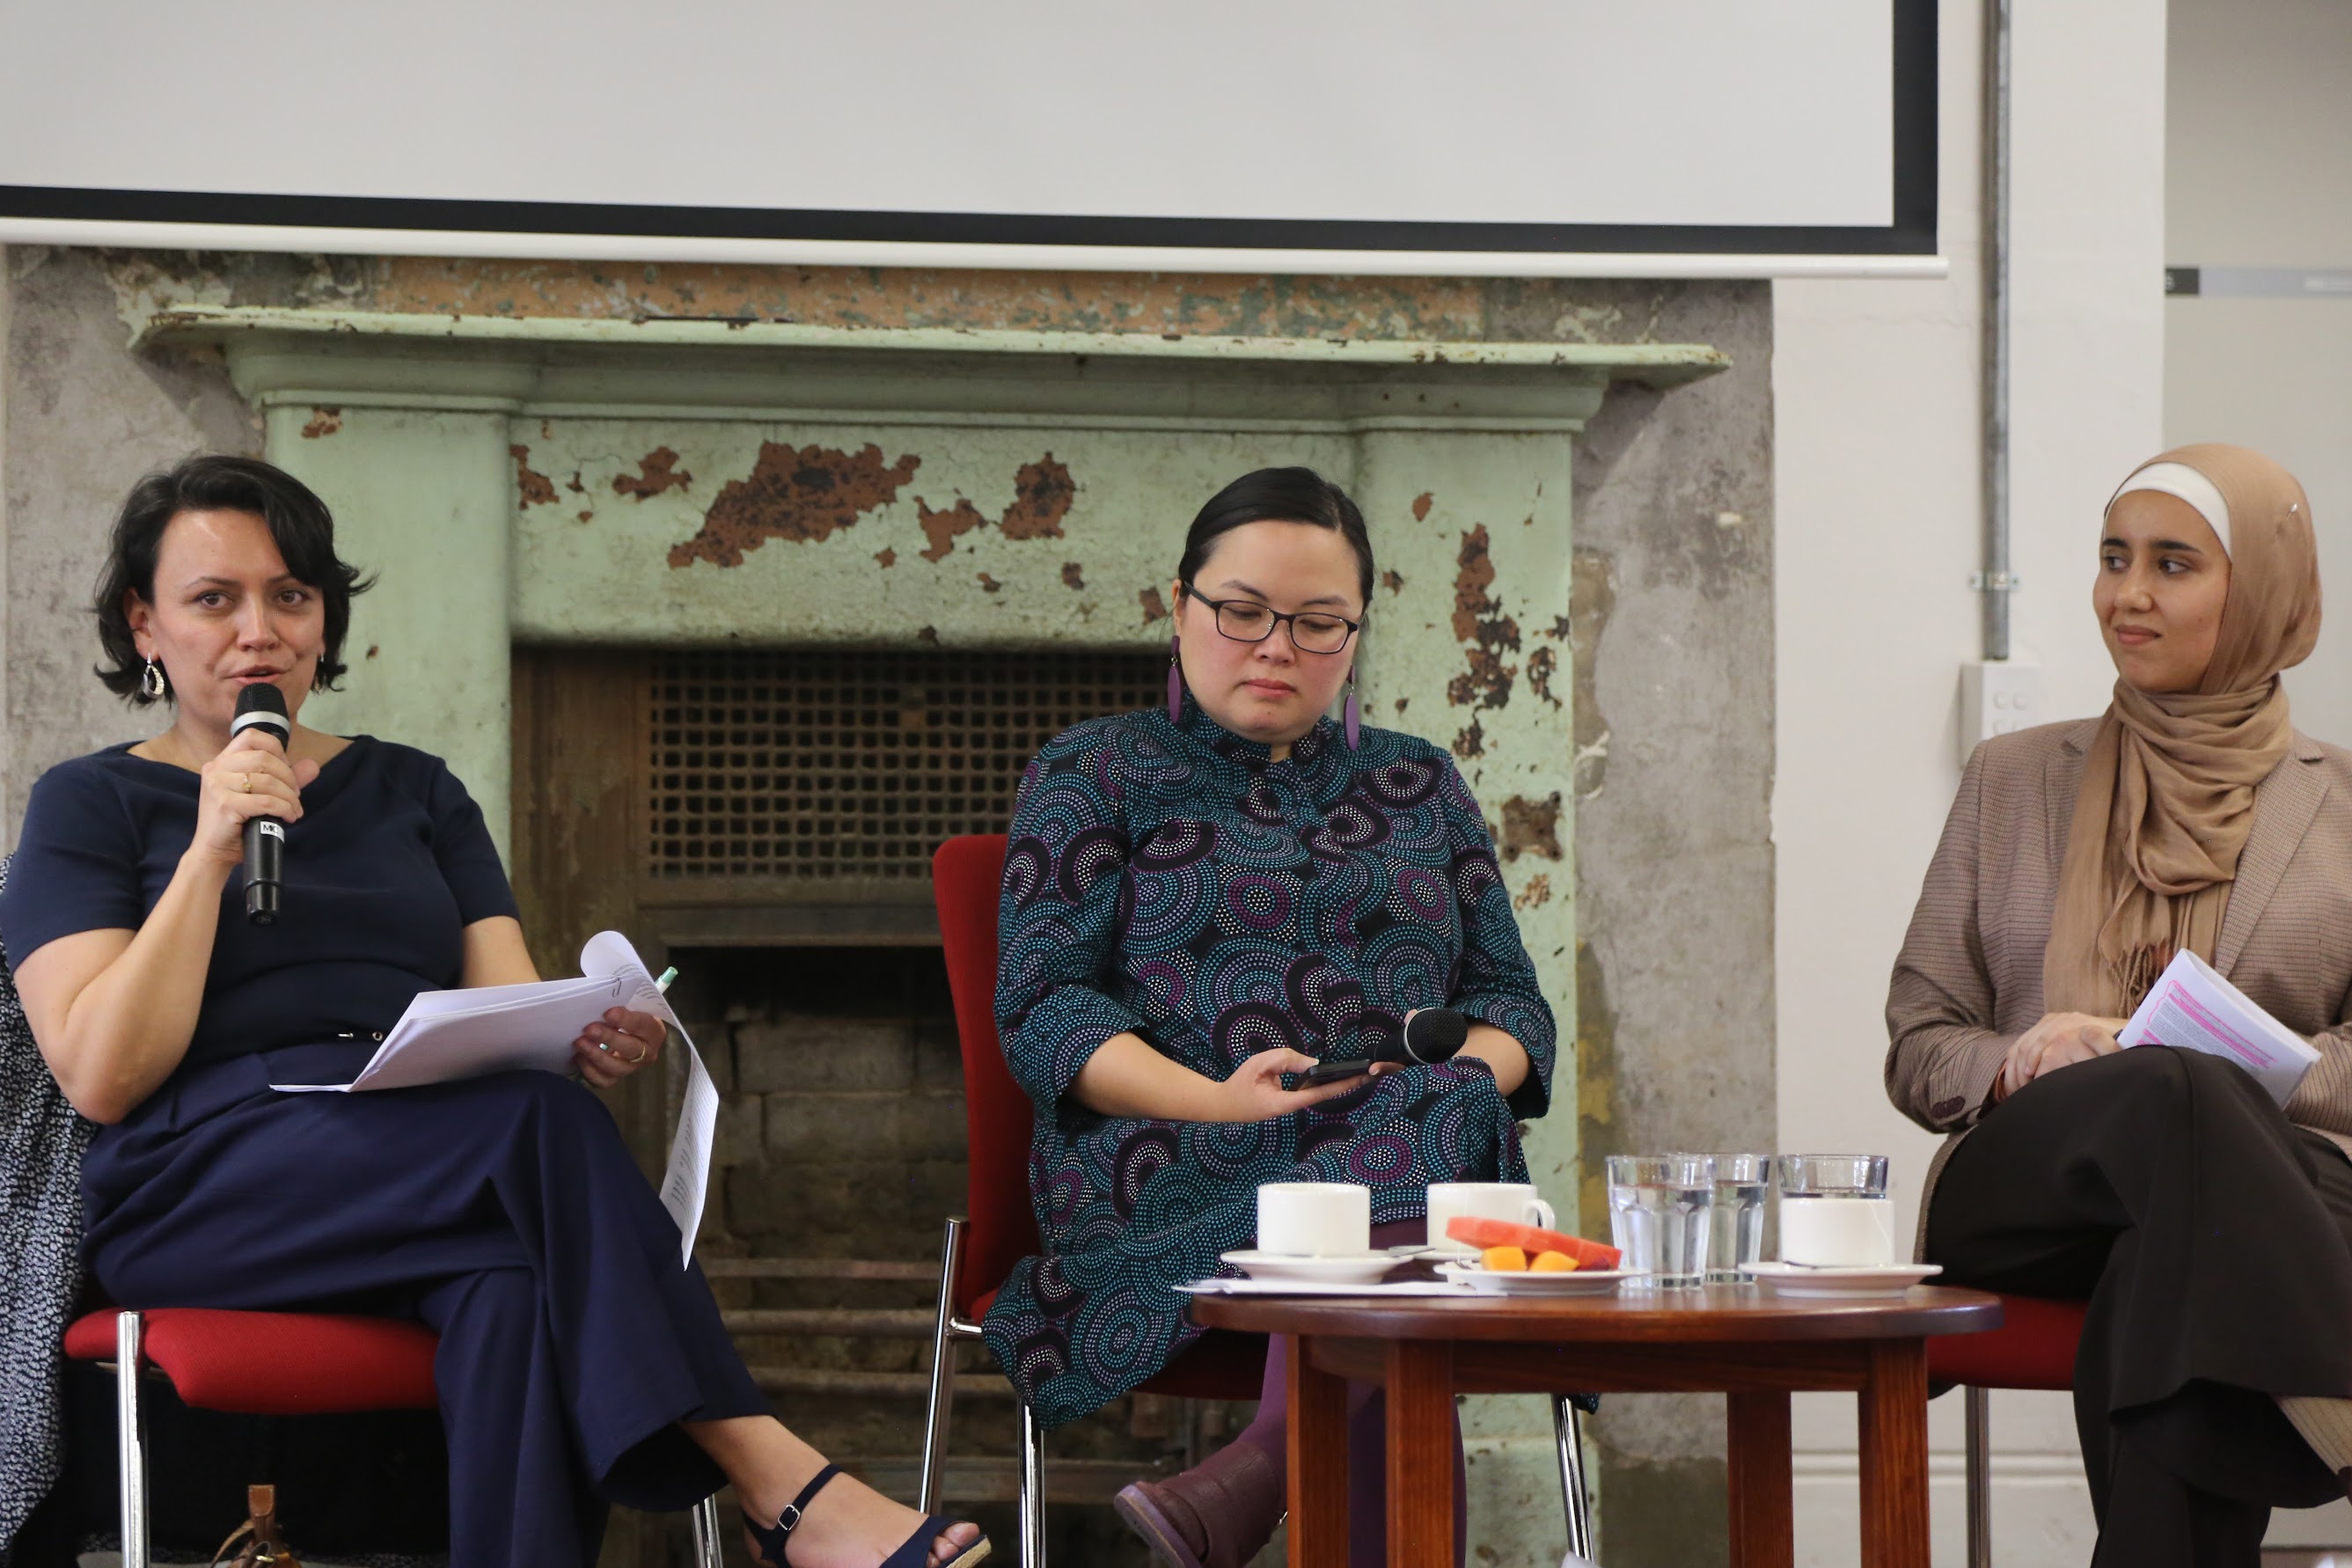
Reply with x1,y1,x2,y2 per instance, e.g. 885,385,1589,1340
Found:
746,1462,992,1568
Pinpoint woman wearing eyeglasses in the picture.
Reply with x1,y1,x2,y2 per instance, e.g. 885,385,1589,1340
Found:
985,467,1557,1568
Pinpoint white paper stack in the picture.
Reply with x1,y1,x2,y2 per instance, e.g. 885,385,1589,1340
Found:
273,930,719,1264
2119,948,2320,1107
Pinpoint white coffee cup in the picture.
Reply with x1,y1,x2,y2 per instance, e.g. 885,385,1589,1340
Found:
1425,1182,1557,1253
1256,1182,1373,1257
1777,1196,1899,1266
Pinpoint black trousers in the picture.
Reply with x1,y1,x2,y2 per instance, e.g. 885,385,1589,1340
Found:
1926,1047,2352,1567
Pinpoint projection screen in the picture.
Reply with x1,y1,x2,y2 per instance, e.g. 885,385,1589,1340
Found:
0,0,1938,277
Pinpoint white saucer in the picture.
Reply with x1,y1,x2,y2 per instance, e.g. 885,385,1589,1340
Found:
1740,1262,1943,1298
1220,1250,1400,1286
1433,1261,1631,1295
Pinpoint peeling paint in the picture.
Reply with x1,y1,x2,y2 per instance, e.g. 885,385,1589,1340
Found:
915,455,1076,561
876,547,897,568
300,407,341,439
917,500,988,563
1411,492,1434,522
977,572,1002,594
567,471,585,494
1061,562,1086,590
613,445,693,499
510,445,557,508
1446,524,1521,711
1381,568,1404,596
1527,645,1562,708
1452,718,1484,759
668,441,920,568
1139,587,1168,624
1513,873,1552,911
1498,793,1563,862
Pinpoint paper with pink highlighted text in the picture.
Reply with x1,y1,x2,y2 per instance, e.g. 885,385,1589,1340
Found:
2119,948,2319,1107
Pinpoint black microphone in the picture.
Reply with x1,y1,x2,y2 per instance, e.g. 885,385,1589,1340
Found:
231,684,291,926
1302,1007,1469,1084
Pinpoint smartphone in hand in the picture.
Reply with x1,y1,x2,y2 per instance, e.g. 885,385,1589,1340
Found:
1303,1058,1374,1087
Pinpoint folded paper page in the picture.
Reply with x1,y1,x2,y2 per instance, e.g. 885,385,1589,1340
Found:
2120,948,2319,1107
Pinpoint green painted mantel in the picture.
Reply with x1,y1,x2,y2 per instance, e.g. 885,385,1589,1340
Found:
139,305,1723,1519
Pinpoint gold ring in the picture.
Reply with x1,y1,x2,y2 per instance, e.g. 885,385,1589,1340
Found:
239,773,253,793
626,1045,648,1066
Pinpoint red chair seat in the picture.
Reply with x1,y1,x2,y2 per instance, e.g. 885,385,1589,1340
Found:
1924,1293,2086,1390
65,1308,440,1415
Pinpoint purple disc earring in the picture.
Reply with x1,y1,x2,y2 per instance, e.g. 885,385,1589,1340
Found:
1342,670,1362,750
1166,635,1184,722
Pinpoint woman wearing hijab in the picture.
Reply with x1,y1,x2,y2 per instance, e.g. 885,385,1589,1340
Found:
1887,444,2352,1565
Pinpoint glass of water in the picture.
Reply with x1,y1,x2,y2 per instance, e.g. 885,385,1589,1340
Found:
1707,1153,1772,1282
1606,1154,1716,1287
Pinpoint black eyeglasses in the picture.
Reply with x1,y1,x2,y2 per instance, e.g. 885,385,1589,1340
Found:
1181,584,1361,654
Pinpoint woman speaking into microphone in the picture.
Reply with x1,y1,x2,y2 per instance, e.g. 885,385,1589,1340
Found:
1,456,985,1568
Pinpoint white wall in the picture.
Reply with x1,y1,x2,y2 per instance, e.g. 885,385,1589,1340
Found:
2165,0,2352,748
1771,0,2167,1560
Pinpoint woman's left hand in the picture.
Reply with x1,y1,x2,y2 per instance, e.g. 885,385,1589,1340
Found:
572,1006,665,1089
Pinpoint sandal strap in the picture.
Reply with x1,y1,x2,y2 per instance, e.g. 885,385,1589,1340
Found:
773,1462,844,1541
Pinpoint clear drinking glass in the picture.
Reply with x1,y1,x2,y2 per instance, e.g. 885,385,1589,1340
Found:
1606,1154,1716,1287
1707,1153,1772,1281
1775,1154,1895,1265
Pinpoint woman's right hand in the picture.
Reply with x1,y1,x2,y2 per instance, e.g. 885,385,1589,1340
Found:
184,731,321,869
1209,1049,1382,1122
1995,1012,2128,1101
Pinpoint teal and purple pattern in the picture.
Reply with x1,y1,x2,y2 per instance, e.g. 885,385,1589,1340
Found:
982,698,1557,1426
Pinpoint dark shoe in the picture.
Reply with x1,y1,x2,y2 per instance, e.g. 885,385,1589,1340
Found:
746,1463,992,1568
1113,1440,1284,1568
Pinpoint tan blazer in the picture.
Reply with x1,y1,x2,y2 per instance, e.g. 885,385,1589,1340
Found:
1886,718,2352,1252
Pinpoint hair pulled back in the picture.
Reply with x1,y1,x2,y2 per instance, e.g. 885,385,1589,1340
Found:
1176,466,1374,609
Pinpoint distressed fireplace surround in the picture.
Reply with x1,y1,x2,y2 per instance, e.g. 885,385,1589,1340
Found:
136,304,1726,1533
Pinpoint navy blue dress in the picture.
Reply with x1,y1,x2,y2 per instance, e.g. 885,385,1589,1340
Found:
1,738,766,1568
982,700,1557,1428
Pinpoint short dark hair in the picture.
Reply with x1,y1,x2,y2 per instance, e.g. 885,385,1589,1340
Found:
1176,466,1375,610
93,455,373,704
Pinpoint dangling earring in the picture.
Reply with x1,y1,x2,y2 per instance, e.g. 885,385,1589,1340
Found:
140,658,168,700
1166,636,1184,722
1342,668,1361,751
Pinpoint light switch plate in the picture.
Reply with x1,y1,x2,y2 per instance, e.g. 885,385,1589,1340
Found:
1959,659,2044,765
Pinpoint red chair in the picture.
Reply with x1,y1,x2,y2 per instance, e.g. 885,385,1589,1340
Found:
1924,1293,2089,1568
63,1305,725,1568
920,834,1270,1565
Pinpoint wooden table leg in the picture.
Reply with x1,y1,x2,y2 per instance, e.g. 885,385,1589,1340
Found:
1384,1341,1455,1568
1288,1334,1348,1568
1857,1338,1931,1568
1726,1389,1794,1568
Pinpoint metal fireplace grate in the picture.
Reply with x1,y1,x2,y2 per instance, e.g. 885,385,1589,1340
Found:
645,648,1165,883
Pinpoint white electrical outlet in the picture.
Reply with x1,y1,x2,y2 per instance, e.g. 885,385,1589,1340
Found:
1959,659,2043,765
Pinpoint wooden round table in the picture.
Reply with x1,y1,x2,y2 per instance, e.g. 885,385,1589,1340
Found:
1190,1283,2002,1567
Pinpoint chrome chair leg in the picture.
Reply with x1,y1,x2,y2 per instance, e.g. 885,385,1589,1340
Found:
1551,1394,1594,1560
116,1309,150,1568
920,1217,969,1514
1018,1399,1048,1566
691,1492,724,1568
1966,1384,1992,1568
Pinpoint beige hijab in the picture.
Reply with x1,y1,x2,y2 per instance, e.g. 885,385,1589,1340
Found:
2043,443,2321,1018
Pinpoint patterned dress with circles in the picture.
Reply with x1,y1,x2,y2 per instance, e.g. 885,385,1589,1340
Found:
982,699,1557,1426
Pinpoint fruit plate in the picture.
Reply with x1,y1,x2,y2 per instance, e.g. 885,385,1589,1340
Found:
1739,1262,1943,1298
1218,1250,1401,1286
1432,1262,1631,1295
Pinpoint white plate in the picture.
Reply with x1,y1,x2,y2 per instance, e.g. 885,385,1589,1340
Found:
1433,1262,1632,1295
1740,1262,1943,1298
1219,1250,1401,1286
